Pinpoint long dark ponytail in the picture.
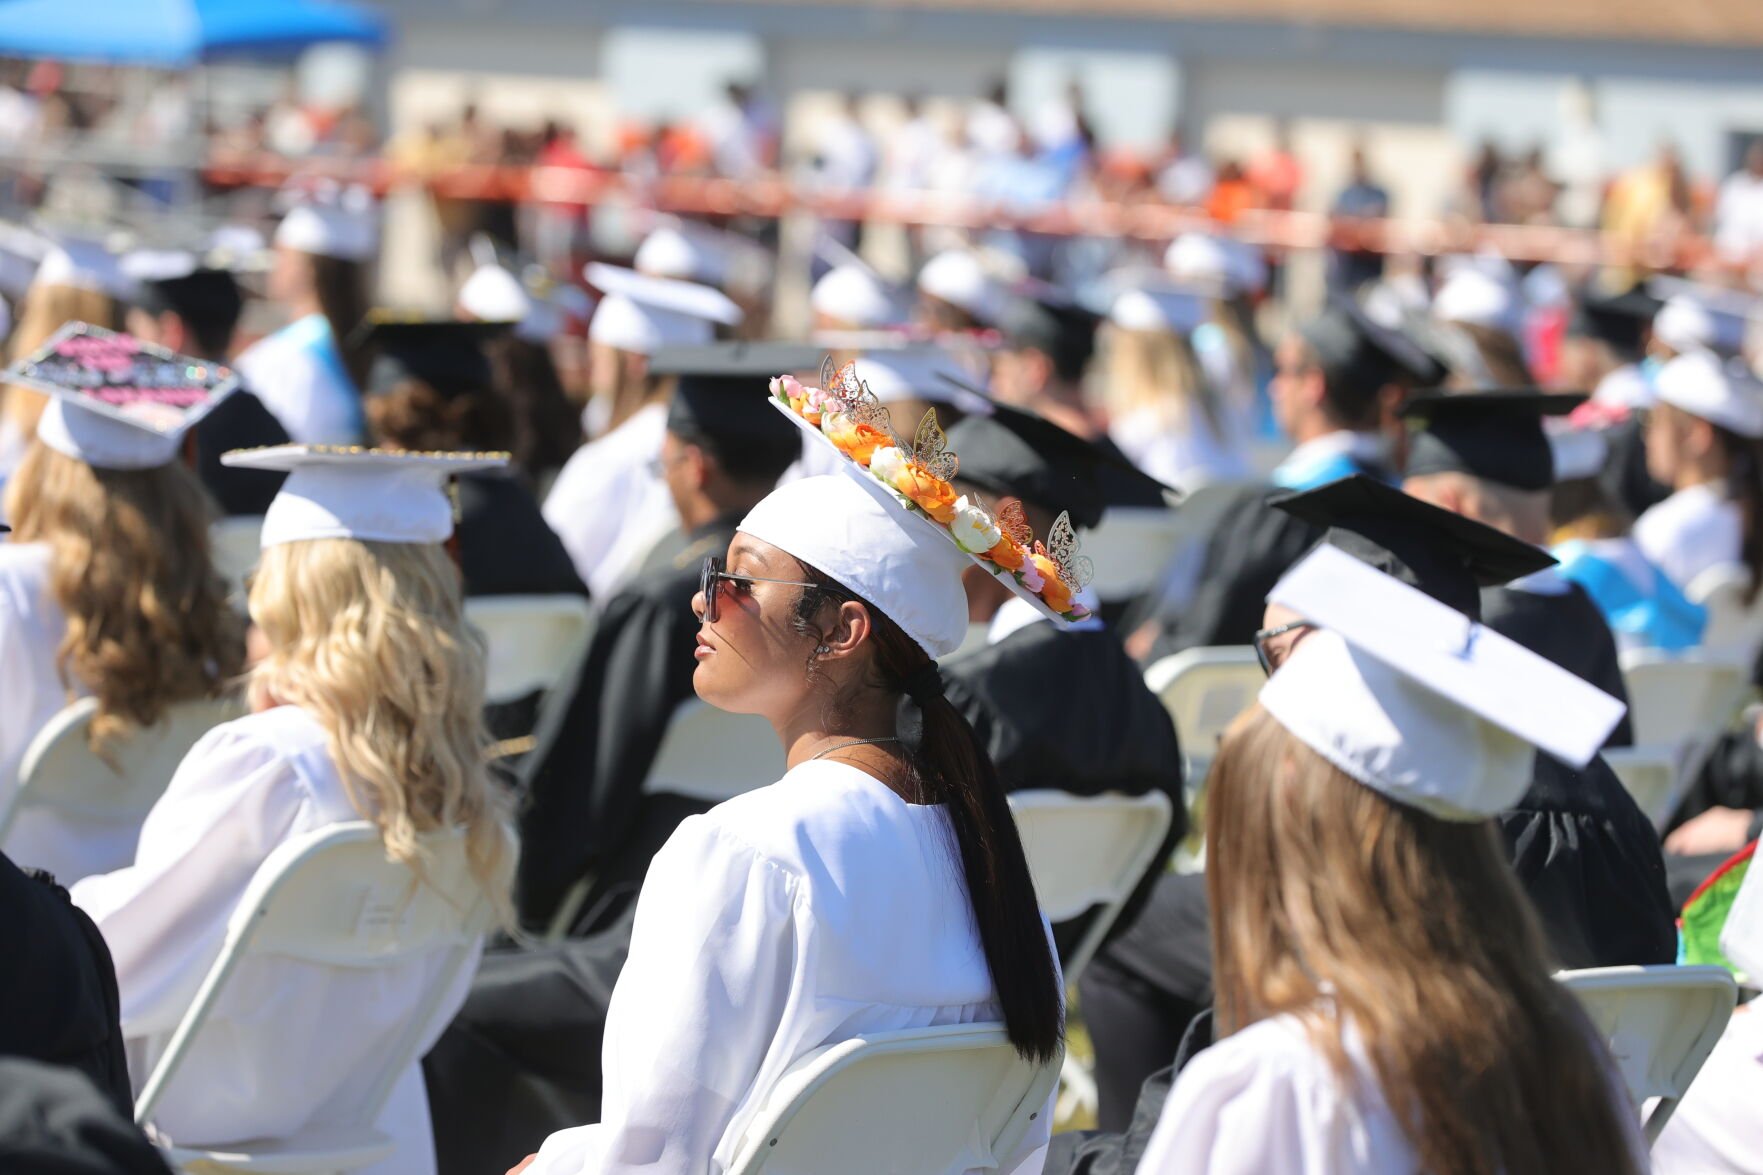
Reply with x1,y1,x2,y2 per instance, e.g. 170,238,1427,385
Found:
1717,424,1763,604
791,566,1064,1064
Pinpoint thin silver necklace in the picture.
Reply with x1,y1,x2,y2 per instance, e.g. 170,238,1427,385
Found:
809,736,901,761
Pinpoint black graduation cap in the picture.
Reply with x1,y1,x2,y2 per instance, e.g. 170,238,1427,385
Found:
947,402,1171,530
120,249,245,344
999,293,1102,377
649,341,820,460
1271,474,1555,620
1300,299,1445,391
1570,283,1662,355
1400,388,1587,491
357,316,510,398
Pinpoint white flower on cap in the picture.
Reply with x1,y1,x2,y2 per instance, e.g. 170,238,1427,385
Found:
916,250,1004,326
633,225,724,286
811,264,903,328
1655,349,1763,439
1652,295,1717,355
222,445,510,548
737,473,971,657
1432,268,1518,332
1259,545,1626,821
585,262,742,358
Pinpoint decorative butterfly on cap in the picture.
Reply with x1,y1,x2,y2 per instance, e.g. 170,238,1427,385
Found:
994,497,1034,550
1041,512,1095,591
905,408,958,482
819,357,894,434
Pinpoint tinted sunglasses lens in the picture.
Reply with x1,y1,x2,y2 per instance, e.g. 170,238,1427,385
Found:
700,557,720,622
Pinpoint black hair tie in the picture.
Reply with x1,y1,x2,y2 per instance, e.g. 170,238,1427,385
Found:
896,663,945,759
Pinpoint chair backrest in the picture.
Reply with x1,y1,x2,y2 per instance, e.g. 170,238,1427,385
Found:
1691,564,1763,660
0,696,244,873
464,594,595,705
1144,646,1263,763
1081,507,1182,601
1618,648,1750,748
1599,746,1681,831
727,1024,1060,1175
644,700,786,806
1556,964,1737,1144
134,821,495,1127
209,514,264,603
1009,790,1173,983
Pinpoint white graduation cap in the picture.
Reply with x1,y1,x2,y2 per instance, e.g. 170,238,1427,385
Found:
812,265,905,329
854,348,990,413
0,221,47,298
222,444,510,548
1432,267,1518,332
273,188,378,263
1260,545,1627,821
1109,286,1206,334
584,262,741,356
5,322,238,471
916,250,1005,326
1162,233,1232,296
32,232,136,300
458,262,563,344
633,224,726,287
1648,278,1757,355
1654,349,1763,439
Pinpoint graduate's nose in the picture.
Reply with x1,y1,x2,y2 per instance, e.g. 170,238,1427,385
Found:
690,587,708,621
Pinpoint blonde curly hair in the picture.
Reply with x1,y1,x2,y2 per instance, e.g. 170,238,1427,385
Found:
2,443,244,750
246,538,516,927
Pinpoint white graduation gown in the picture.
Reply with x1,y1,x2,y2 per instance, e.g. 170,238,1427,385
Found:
70,705,475,1174
235,314,365,446
1634,481,1742,593
1653,1007,1763,1174
528,760,1055,1175
542,402,677,597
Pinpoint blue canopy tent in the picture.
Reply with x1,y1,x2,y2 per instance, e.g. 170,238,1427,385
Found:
0,0,389,65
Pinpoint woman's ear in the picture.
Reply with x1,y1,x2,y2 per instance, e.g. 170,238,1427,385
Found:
817,599,873,662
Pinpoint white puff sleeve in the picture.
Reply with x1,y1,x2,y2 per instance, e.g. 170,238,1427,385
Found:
1135,1018,1404,1175
69,720,311,1038
529,815,802,1175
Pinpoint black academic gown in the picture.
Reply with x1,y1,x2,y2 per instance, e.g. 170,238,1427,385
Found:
1481,580,1634,748
943,620,1185,954
456,472,589,600
189,388,289,516
0,853,132,1116
1662,731,1763,905
512,518,732,932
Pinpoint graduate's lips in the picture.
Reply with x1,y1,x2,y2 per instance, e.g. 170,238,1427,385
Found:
694,631,717,659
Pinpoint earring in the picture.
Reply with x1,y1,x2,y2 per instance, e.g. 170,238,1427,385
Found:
815,645,831,655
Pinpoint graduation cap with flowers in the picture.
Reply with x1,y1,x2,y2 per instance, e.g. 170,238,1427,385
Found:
770,356,1097,624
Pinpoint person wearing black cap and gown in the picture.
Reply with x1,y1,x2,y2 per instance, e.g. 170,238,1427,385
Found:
357,316,586,601
1129,301,1438,659
421,344,810,1175
1400,389,1633,746
1570,283,1671,519
993,292,1107,440
120,253,292,515
1065,475,1675,1155
940,403,1184,960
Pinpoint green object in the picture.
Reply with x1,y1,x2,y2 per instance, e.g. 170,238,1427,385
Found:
1679,840,1756,981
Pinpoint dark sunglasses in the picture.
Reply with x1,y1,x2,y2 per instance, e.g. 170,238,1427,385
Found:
1253,619,1315,676
698,555,829,623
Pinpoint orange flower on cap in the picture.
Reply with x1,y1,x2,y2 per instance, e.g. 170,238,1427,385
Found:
890,461,958,524
825,418,891,466
984,534,1027,571
1031,550,1074,615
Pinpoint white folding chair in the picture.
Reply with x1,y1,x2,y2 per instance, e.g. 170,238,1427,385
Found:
1081,507,1182,601
1600,746,1682,831
1009,789,1173,1121
1687,563,1763,655
1556,964,1737,1145
0,696,244,882
138,821,496,1173
1619,648,1751,749
726,1024,1061,1175
209,515,264,605
464,594,595,706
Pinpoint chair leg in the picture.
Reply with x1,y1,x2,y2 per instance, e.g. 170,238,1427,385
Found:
1056,1050,1099,1124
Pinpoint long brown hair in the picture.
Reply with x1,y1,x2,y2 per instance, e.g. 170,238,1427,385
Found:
1714,423,1763,604
3,444,244,749
309,254,372,390
1206,706,1641,1175
790,565,1064,1064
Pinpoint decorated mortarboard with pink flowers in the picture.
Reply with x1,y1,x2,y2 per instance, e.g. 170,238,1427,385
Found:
3,321,239,470
770,357,1095,624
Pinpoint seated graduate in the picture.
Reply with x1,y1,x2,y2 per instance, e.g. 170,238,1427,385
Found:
1072,476,1675,1142
511,465,1063,1174
119,247,292,516
1398,388,1634,745
1131,548,1644,1173
544,263,744,597
941,401,1185,945
1634,349,1763,595
358,316,585,600
0,345,243,881
71,447,517,1174
512,341,815,931
1128,301,1437,660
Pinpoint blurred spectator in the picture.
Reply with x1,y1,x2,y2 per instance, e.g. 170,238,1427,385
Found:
1206,159,1257,224
967,77,1020,162
1715,139,1763,266
1603,141,1694,284
1247,122,1302,212
529,119,595,277
810,93,877,254
699,81,776,180
1328,142,1391,293
1468,140,1504,222
1501,147,1560,225
1155,130,1214,208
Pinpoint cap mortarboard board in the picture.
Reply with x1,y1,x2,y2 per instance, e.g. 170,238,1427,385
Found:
1260,544,1626,820
651,341,818,459
1399,389,1588,491
1654,349,1763,439
5,321,238,470
1570,282,1662,354
1300,299,1444,391
120,249,244,341
222,444,510,547
356,314,509,398
584,262,743,356
1000,293,1101,377
1270,473,1555,619
948,402,1171,529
